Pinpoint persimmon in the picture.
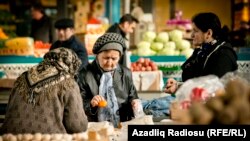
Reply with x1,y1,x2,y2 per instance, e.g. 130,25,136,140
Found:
98,100,107,107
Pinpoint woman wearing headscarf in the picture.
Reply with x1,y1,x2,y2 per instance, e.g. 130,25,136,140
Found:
78,33,140,128
0,47,88,134
165,12,238,94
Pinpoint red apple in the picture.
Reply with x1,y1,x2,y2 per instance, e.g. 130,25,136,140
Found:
144,58,150,66
130,67,134,71
136,62,142,68
131,62,136,68
138,57,145,64
141,66,146,71
145,66,152,71
152,65,158,71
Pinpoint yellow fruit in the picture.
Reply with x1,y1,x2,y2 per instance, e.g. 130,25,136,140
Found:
5,37,34,49
0,28,8,39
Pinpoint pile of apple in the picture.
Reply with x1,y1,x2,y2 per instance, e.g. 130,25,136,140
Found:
130,57,158,72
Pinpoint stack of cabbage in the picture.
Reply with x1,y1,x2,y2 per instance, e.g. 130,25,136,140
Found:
133,29,194,58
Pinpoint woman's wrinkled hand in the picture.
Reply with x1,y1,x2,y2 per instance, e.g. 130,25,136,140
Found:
164,78,178,94
90,95,105,107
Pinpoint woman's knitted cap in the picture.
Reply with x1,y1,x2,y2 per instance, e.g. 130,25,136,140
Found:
92,33,126,55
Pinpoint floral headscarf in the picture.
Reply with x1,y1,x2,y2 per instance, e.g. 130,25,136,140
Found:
14,47,81,105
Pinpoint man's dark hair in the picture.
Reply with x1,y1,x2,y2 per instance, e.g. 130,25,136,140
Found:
31,2,45,15
119,14,139,24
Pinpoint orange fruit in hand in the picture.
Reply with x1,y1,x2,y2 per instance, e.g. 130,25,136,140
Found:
98,100,107,107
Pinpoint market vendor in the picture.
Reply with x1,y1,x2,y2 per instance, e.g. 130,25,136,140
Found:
139,12,238,119
165,12,238,94
77,33,141,128
0,47,88,134
30,2,54,43
106,14,139,67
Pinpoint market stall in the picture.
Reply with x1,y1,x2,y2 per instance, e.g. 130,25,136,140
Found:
0,54,249,90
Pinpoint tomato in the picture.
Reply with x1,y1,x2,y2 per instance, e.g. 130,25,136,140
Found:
138,57,145,64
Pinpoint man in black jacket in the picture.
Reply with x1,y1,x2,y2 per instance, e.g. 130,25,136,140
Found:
106,14,139,67
50,18,89,70
31,3,54,43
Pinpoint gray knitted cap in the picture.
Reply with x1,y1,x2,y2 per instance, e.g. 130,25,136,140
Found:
92,33,126,55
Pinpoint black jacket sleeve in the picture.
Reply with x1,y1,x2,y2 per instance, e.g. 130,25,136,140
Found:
74,43,89,70
203,47,238,77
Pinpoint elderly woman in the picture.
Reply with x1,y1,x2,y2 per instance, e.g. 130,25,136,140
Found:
78,33,140,128
0,47,88,134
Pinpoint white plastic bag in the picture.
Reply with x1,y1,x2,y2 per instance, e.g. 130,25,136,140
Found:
220,70,250,85
132,99,146,118
174,75,224,109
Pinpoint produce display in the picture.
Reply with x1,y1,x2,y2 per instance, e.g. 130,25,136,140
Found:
130,57,158,72
166,10,192,31
170,74,250,124
132,29,194,58
0,28,8,40
0,37,51,57
85,24,106,55
0,37,34,56
184,78,250,124
34,41,51,49
0,10,17,40
34,40,51,57
130,57,164,91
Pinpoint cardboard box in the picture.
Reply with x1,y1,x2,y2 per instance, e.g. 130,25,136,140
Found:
0,79,15,88
132,70,164,91
74,1,90,34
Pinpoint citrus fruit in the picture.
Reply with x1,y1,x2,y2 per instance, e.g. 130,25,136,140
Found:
98,100,107,107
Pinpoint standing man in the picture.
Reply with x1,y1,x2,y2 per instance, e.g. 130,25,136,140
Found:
50,18,89,70
30,3,54,43
106,14,139,67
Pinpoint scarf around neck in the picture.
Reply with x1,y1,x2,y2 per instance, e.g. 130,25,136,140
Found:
97,71,120,128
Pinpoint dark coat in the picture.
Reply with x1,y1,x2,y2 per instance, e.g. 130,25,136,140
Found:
77,60,139,122
181,41,238,82
50,36,89,70
106,23,128,66
106,23,127,39
31,15,54,43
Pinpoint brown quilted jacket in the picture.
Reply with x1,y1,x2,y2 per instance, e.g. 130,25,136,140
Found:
0,74,88,134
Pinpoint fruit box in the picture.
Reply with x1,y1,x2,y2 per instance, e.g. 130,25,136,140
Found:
132,70,164,91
